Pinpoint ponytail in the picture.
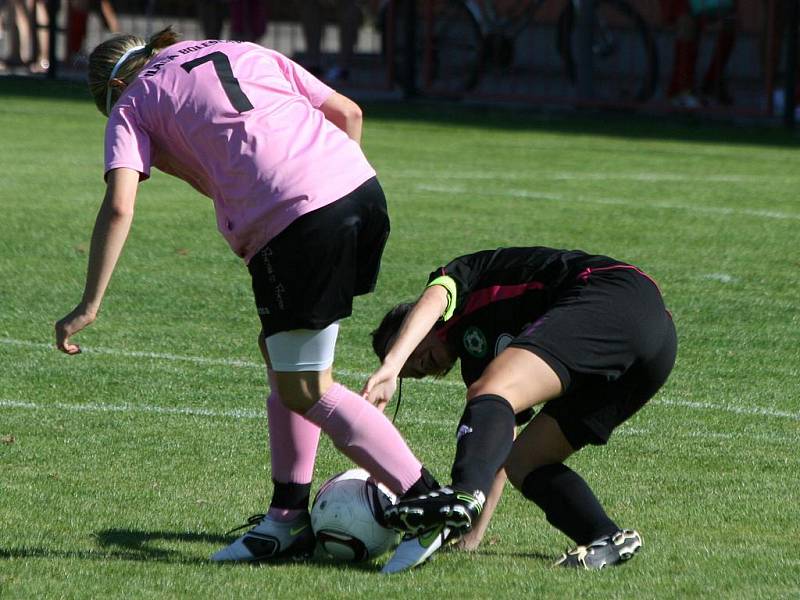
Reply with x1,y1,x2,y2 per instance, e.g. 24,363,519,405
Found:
88,26,181,116
144,26,181,54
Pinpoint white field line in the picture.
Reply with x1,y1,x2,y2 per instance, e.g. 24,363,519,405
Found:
3,337,799,425
391,169,797,184
658,398,800,422
0,398,797,447
0,337,463,388
0,398,264,421
1,396,797,425
702,273,738,283
2,337,261,369
413,183,800,222
547,172,788,184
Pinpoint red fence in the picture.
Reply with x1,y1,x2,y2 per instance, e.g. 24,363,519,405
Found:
383,0,796,119
5,0,796,123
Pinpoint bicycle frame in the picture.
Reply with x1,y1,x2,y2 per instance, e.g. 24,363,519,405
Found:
469,0,553,38
382,0,659,103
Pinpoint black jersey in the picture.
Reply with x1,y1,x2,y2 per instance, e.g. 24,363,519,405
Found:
428,247,625,386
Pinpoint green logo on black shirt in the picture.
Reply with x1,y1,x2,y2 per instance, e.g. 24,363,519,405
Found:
463,326,488,358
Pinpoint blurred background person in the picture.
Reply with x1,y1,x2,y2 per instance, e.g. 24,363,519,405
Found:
229,0,268,42
1,0,48,73
197,0,228,39
760,0,800,116
662,0,738,108
67,0,119,67
296,0,361,82
1,0,22,71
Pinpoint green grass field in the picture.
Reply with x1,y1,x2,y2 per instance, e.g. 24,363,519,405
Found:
1,77,798,598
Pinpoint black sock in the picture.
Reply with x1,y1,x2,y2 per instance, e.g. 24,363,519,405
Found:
270,480,311,511
450,394,516,496
521,463,619,545
400,466,440,500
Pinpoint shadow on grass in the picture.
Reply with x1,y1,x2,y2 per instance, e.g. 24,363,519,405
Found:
94,528,229,564
3,75,799,148
0,528,382,572
0,530,222,566
441,545,553,563
0,527,552,570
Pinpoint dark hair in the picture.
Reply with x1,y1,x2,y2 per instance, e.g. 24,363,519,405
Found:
370,302,414,362
88,26,181,116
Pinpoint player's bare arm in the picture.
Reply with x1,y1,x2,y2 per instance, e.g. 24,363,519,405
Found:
55,167,139,354
362,284,448,409
455,468,508,551
319,92,363,144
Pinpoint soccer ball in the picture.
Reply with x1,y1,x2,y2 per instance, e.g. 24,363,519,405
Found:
310,468,401,561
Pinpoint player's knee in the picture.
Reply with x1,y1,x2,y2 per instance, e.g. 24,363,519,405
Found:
459,393,515,421
274,381,312,413
466,376,505,403
272,371,333,413
466,349,561,410
466,378,533,413
264,324,339,410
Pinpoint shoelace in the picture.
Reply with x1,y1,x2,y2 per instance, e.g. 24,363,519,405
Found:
391,378,403,424
224,513,266,535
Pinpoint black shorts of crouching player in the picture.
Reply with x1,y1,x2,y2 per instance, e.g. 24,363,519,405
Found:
513,265,677,449
248,177,389,336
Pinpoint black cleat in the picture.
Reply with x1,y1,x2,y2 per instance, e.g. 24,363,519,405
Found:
554,529,642,570
384,486,485,536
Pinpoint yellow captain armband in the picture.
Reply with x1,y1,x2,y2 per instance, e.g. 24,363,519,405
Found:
427,275,457,321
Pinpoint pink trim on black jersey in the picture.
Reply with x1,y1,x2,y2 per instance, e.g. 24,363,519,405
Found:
462,281,546,314
436,280,545,340
577,264,662,292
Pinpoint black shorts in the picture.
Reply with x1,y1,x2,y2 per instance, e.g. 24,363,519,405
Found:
509,267,677,449
248,177,389,335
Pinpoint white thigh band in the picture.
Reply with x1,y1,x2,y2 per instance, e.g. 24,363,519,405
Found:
265,323,339,372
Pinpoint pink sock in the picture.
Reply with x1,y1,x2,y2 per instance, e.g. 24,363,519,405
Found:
267,383,321,485
304,383,423,496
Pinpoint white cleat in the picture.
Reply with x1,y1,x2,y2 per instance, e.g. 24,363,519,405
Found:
380,525,450,574
210,513,315,563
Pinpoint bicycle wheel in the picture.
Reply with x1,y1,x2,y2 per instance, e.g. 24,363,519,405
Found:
559,0,658,103
384,0,483,97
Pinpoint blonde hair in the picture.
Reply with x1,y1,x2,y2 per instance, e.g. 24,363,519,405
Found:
88,26,181,116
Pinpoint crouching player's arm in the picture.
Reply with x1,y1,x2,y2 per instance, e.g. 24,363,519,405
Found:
362,284,449,410
454,468,508,551
55,168,139,354
457,402,534,549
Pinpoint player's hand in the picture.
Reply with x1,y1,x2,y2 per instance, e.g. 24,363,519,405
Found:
452,529,483,552
361,364,399,412
55,304,96,355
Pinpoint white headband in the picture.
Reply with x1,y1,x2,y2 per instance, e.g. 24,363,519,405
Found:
106,44,146,115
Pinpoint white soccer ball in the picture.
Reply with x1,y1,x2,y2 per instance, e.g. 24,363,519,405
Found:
310,468,401,561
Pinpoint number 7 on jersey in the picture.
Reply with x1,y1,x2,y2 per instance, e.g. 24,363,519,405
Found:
181,51,254,113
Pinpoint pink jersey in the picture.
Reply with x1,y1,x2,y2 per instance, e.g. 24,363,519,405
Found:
104,40,377,262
